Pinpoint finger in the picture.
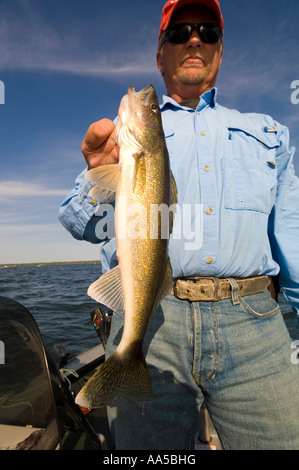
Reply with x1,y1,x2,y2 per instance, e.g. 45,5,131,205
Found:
83,118,116,152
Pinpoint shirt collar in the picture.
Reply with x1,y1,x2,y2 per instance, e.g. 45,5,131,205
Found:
161,87,217,111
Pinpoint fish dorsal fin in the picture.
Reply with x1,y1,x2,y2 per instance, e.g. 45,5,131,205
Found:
169,171,178,234
152,257,173,312
87,265,124,315
171,171,178,207
160,257,174,299
85,164,121,192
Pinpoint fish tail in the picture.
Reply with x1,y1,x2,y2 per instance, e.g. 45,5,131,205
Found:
75,351,153,409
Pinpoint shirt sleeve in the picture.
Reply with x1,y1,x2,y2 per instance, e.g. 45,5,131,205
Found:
58,169,109,243
268,124,299,321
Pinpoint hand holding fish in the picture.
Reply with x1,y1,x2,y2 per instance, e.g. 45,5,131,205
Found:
81,118,119,169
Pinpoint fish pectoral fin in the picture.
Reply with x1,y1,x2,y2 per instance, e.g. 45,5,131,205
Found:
75,351,153,408
88,185,116,204
87,265,124,314
85,164,121,192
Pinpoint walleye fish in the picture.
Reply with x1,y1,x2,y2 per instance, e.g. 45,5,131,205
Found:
75,84,177,409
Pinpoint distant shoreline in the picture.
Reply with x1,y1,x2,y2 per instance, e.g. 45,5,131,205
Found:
0,261,101,268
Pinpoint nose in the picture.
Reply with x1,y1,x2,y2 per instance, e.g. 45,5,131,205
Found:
186,30,202,48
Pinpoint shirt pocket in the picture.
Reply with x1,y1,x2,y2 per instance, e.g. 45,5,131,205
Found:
223,127,279,214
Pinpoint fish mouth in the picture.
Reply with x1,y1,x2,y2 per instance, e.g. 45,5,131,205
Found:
117,84,157,128
128,84,155,107
120,84,156,118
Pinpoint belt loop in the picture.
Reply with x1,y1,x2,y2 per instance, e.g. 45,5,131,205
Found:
227,278,240,305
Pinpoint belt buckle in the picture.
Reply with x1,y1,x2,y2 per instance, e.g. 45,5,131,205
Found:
173,277,204,301
182,277,221,301
191,277,221,300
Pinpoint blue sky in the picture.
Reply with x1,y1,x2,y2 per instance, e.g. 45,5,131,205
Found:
0,0,299,264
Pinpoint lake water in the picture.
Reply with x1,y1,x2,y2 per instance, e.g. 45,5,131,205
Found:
0,263,103,358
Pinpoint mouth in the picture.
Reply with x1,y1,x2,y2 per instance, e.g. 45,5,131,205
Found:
181,55,204,67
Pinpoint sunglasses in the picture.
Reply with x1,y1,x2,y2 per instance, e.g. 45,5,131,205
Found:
162,23,223,46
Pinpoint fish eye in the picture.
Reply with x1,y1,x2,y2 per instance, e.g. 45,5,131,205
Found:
151,103,158,112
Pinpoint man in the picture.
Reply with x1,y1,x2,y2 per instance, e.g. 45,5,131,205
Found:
59,0,299,450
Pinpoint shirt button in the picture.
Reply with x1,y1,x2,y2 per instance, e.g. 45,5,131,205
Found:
204,166,210,172
206,257,214,265
206,208,213,215
90,198,98,206
201,131,206,136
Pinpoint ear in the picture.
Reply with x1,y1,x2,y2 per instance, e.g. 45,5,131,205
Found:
219,39,224,62
156,51,164,75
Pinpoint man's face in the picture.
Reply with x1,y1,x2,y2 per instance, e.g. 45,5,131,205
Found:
157,5,223,101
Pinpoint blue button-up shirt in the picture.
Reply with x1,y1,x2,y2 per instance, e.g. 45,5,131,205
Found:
58,88,299,319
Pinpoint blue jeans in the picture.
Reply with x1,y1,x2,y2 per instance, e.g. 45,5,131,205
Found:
106,290,299,450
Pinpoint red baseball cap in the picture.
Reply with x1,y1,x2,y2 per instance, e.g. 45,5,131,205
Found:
159,0,224,38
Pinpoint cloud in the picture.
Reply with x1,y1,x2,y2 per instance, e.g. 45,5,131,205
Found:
0,222,60,235
219,45,296,103
0,181,68,198
44,60,158,77
0,180,68,251
0,221,99,264
0,0,158,77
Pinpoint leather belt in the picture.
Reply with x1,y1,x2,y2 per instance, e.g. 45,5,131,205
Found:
172,276,270,302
